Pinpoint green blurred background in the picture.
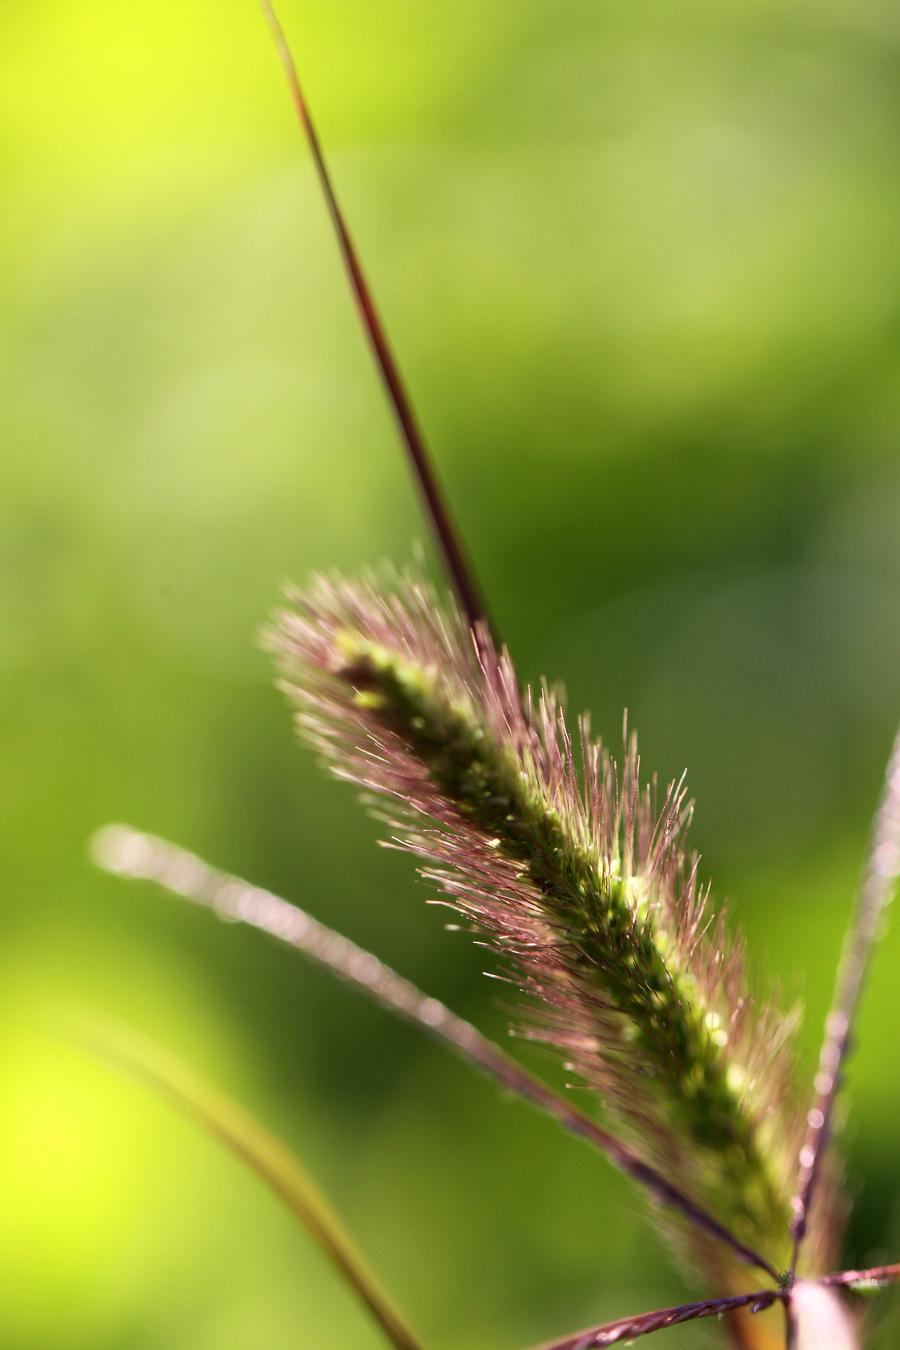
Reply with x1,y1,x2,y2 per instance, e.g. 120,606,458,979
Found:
2,0,900,1346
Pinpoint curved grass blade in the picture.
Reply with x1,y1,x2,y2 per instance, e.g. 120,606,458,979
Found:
790,722,900,1268
68,1008,425,1350
91,824,776,1279
258,0,490,635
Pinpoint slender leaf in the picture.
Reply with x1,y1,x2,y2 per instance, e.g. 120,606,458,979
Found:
258,0,489,634
790,722,900,1268
68,1009,426,1350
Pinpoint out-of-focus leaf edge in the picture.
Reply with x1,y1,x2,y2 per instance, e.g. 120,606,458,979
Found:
63,1007,426,1350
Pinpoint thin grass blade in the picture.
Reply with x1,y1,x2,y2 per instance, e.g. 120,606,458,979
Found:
258,0,489,634
91,823,775,1279
68,1008,425,1350
790,722,900,1267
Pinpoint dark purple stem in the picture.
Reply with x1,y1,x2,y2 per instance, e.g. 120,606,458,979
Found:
524,1288,782,1350
790,722,900,1271
92,824,776,1281
523,1261,900,1349
259,0,489,636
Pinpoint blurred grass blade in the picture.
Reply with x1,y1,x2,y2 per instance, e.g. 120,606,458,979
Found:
820,1261,900,1291
790,720,900,1268
68,1009,426,1350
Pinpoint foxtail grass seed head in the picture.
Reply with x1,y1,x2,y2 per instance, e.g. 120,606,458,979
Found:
265,567,842,1280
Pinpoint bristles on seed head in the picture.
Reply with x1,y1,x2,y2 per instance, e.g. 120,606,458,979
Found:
266,566,840,1275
